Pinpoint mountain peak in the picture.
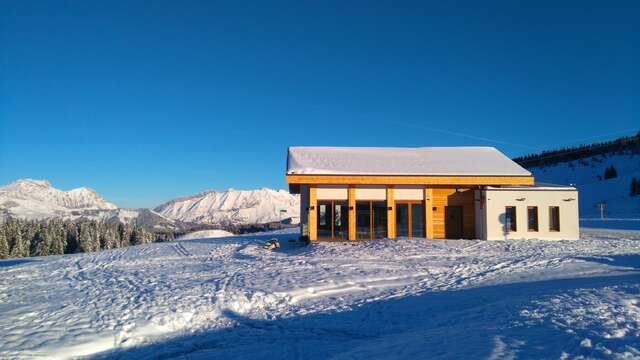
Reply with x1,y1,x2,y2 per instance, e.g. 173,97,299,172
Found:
154,187,300,226
0,179,118,219
13,178,52,188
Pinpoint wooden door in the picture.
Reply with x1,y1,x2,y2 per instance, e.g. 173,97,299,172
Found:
445,206,463,239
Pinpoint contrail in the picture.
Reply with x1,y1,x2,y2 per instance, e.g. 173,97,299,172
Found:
394,121,541,151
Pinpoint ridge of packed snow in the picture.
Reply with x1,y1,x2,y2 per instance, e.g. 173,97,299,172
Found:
154,188,300,225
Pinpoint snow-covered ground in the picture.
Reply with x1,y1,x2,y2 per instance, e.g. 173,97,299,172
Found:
1,228,640,359
176,229,235,240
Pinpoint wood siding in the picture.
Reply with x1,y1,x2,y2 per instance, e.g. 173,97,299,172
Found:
432,188,475,239
386,187,395,239
308,186,317,241
424,188,434,239
348,186,356,240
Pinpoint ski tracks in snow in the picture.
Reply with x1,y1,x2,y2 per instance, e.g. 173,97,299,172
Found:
2,228,640,359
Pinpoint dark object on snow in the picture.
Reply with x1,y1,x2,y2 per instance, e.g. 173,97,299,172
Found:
263,238,280,250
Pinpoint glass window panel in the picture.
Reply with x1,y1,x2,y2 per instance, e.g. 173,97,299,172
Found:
356,202,371,240
372,201,387,239
317,202,331,240
411,203,424,238
549,206,560,231
334,203,349,240
505,206,517,232
527,206,538,232
396,203,409,237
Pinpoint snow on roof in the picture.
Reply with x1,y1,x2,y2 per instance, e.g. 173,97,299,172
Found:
486,183,577,191
287,146,532,176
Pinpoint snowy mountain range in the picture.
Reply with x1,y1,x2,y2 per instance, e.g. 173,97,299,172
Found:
0,179,117,219
154,188,300,225
0,179,300,228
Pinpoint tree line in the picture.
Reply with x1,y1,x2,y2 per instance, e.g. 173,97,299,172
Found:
0,218,175,260
514,131,640,168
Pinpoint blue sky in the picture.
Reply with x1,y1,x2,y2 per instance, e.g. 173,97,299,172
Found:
1,1,638,208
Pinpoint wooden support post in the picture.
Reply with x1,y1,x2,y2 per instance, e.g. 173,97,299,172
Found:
425,188,434,239
348,186,356,240
386,186,395,239
308,186,317,241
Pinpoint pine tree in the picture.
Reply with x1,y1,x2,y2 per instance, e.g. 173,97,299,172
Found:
0,226,9,259
31,225,50,257
8,221,27,258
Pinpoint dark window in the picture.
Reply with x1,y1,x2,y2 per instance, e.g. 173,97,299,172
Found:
395,203,409,237
411,203,425,238
356,202,371,240
527,206,538,232
505,206,517,232
372,201,387,239
549,206,560,231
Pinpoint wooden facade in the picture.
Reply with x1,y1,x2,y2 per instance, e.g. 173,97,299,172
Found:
287,146,542,241
296,184,535,241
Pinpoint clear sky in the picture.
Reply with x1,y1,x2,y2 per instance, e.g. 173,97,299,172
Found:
1,1,638,208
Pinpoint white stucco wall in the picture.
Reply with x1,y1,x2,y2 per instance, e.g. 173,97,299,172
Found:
483,188,579,240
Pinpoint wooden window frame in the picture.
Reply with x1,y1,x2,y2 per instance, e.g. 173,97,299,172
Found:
527,206,539,232
549,206,560,232
505,206,517,233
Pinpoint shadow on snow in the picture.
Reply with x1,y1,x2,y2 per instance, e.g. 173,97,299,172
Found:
93,257,640,360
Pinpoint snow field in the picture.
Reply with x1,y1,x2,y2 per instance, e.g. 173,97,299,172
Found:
0,228,639,359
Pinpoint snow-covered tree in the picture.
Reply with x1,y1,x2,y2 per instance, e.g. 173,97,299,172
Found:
0,227,9,259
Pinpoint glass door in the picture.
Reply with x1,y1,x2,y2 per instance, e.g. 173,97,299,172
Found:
317,201,349,241
356,201,388,240
395,201,425,238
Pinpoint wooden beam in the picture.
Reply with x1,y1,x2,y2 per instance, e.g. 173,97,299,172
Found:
348,186,356,240
386,186,395,239
425,188,434,239
308,186,317,241
286,175,534,186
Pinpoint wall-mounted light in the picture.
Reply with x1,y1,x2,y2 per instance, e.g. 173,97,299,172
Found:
516,198,526,201
308,206,315,211
432,207,437,211
349,206,354,210
563,198,575,202
388,206,393,210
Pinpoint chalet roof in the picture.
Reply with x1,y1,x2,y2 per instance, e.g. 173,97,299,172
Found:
286,146,532,177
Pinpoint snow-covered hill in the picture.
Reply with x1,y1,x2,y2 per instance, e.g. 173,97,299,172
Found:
0,179,117,220
528,153,640,217
154,188,300,226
